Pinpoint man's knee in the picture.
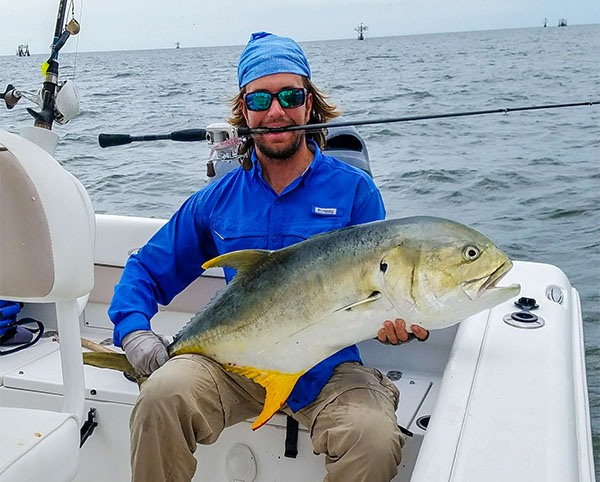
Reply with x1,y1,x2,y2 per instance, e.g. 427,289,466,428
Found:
338,404,403,457
311,396,403,482
313,389,404,461
131,357,226,448
135,363,196,414
132,356,220,429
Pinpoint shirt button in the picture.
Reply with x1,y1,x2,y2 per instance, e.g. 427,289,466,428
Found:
271,236,279,242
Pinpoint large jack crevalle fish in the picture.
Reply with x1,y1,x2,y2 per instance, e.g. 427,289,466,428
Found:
84,216,520,429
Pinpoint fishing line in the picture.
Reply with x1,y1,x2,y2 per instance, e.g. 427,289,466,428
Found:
237,101,600,136
71,0,83,79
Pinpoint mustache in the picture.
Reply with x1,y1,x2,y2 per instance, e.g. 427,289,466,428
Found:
256,118,298,131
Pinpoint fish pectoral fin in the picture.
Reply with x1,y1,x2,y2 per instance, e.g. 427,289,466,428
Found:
202,249,273,273
334,291,382,313
224,365,303,430
261,291,385,353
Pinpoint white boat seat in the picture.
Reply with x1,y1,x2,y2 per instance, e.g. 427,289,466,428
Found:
0,408,79,482
0,129,95,482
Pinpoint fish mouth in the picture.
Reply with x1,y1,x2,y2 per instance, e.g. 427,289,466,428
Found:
462,260,520,300
482,260,513,291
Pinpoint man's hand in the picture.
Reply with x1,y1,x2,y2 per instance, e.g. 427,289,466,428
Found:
377,318,429,345
122,330,170,375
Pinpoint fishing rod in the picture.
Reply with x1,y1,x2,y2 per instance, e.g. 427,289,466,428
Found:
97,100,599,147
239,100,600,135
22,0,80,129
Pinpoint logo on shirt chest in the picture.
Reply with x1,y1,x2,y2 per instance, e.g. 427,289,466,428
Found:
312,206,339,216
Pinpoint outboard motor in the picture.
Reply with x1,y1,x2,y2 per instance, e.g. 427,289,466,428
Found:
322,118,371,177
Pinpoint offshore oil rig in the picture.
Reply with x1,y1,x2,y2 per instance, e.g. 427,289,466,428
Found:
355,23,368,40
16,44,30,56
543,18,567,28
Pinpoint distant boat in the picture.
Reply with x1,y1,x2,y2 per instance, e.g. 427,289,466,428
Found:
543,18,548,27
16,44,30,56
558,18,567,27
355,23,368,40
175,42,181,49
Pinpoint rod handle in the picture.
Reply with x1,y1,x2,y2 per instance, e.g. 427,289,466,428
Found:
98,134,132,148
170,129,207,142
98,129,207,148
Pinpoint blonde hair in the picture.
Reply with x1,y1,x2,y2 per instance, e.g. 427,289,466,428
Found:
228,77,341,156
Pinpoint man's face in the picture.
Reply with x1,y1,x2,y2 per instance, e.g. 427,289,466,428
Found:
242,73,313,162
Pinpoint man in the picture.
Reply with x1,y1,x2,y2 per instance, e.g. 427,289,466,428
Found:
109,31,429,482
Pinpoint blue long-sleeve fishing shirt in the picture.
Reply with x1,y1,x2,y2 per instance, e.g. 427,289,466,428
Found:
109,140,385,412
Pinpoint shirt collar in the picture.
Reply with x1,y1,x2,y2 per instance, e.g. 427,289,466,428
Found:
249,139,323,191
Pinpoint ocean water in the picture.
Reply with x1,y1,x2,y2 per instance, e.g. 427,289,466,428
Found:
2,24,599,472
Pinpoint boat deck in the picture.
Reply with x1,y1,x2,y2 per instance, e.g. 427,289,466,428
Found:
1,213,594,481
0,293,449,482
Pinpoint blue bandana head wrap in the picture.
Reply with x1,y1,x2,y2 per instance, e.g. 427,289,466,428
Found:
237,32,311,89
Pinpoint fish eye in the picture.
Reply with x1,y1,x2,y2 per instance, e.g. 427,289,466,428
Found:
380,260,388,273
463,245,481,261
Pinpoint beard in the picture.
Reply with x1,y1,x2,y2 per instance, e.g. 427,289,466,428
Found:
252,114,307,162
254,132,305,162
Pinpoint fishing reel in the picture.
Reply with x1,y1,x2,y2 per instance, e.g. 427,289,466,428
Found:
36,80,81,125
98,122,250,180
205,123,250,179
1,80,80,125
1,14,82,130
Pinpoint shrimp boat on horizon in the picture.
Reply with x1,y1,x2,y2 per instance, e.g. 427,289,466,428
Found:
0,3,596,482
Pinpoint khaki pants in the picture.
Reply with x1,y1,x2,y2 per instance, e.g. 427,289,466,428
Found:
130,355,404,482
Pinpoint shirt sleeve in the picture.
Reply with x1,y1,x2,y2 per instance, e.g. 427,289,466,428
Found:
350,176,386,225
109,193,217,346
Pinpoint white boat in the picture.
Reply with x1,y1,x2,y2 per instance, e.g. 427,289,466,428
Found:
0,8,596,482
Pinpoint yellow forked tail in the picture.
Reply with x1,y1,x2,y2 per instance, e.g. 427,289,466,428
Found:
225,365,304,430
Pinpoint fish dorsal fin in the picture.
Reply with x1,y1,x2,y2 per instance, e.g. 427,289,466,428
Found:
225,364,303,430
202,249,272,274
334,291,382,313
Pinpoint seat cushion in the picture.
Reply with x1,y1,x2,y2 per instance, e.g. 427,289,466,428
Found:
0,407,79,482
0,130,95,303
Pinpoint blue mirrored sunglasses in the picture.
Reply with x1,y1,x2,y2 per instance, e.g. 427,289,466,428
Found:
244,88,306,112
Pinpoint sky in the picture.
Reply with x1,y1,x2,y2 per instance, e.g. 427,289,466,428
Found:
1,0,599,56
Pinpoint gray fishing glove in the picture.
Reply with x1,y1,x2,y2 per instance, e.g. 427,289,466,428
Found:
122,330,170,375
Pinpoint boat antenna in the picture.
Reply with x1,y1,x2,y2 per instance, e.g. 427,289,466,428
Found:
26,0,80,130
97,100,599,147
